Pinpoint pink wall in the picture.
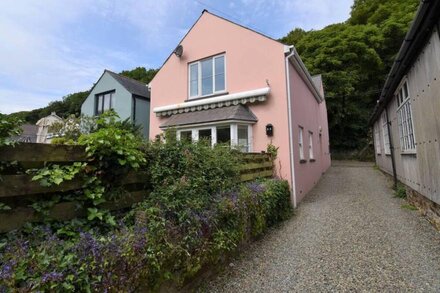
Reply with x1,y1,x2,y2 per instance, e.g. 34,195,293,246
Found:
289,63,331,202
149,11,331,205
149,11,293,184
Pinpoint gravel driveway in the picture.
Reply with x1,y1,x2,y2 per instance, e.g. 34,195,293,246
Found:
200,161,440,292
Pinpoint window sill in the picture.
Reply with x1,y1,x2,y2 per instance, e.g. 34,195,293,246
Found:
300,159,307,164
309,159,316,162
187,91,228,102
401,151,417,156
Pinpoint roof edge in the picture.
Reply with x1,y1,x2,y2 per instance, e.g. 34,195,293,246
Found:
369,0,440,124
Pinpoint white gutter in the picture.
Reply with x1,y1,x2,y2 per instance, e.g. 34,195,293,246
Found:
284,45,297,208
153,87,270,114
288,46,323,103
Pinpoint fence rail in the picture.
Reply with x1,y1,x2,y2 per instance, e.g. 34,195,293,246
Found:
0,143,273,232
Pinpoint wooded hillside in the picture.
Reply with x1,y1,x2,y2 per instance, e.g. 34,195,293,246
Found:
280,0,419,150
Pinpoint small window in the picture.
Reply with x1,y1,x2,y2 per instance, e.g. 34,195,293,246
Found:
299,126,304,160
95,91,114,115
309,131,314,160
381,112,391,155
396,80,416,153
374,124,381,155
189,54,226,99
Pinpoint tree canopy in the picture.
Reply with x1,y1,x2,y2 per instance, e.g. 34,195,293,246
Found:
280,0,418,150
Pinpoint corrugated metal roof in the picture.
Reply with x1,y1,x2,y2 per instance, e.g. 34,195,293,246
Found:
160,104,257,128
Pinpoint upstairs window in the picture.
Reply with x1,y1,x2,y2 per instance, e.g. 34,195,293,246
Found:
381,112,391,155
396,81,416,153
189,55,225,99
96,91,114,115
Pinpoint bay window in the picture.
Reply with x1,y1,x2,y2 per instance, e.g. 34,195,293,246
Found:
189,54,226,99
176,123,252,152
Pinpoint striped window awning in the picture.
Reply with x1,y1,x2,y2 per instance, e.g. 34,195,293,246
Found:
153,87,270,117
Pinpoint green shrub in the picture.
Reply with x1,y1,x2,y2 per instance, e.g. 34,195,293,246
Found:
1,177,291,291
394,183,407,199
1,126,292,291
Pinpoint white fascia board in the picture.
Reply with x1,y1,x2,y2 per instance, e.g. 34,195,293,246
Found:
153,87,270,113
288,46,323,103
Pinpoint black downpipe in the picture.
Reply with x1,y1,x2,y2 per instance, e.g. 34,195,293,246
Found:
385,107,398,189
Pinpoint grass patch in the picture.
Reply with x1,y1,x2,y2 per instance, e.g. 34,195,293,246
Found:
401,204,418,211
394,183,407,199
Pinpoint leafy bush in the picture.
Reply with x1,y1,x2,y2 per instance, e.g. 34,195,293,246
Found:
0,178,290,291
0,113,22,147
1,126,292,291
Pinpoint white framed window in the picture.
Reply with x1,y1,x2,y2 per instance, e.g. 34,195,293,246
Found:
381,112,391,155
188,54,226,99
299,126,304,161
396,80,416,153
308,131,314,160
176,122,252,152
374,124,381,154
95,91,114,115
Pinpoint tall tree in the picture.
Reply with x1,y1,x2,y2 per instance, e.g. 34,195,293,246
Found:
281,0,419,150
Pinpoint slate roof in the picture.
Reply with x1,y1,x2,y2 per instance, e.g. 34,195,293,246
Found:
106,70,149,98
160,105,257,128
12,124,38,143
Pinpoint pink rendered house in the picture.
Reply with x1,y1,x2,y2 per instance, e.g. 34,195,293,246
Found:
149,10,331,206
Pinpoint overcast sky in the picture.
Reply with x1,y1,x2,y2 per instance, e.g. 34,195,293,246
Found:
0,0,353,114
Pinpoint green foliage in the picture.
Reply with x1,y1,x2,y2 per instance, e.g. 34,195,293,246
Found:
79,110,146,170
1,131,290,291
120,67,159,84
0,113,22,147
1,177,291,291
266,143,279,160
30,162,85,187
280,0,418,151
401,203,417,211
394,183,407,199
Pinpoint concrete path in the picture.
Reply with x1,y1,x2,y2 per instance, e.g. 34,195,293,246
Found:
201,161,440,292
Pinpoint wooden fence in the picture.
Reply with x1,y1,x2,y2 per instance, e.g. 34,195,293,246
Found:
0,143,273,232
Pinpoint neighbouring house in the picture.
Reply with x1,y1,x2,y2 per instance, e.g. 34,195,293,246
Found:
148,10,331,206
11,124,38,143
370,2,440,226
35,112,63,143
81,70,150,137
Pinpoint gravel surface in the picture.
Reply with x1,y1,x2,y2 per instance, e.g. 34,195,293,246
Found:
199,161,440,292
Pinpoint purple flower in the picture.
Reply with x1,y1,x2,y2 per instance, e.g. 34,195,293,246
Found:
41,271,63,283
0,264,13,280
247,182,266,195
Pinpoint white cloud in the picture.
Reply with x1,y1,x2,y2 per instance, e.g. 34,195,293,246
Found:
0,0,353,114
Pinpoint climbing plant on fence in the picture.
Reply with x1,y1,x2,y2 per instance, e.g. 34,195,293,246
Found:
0,116,290,291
